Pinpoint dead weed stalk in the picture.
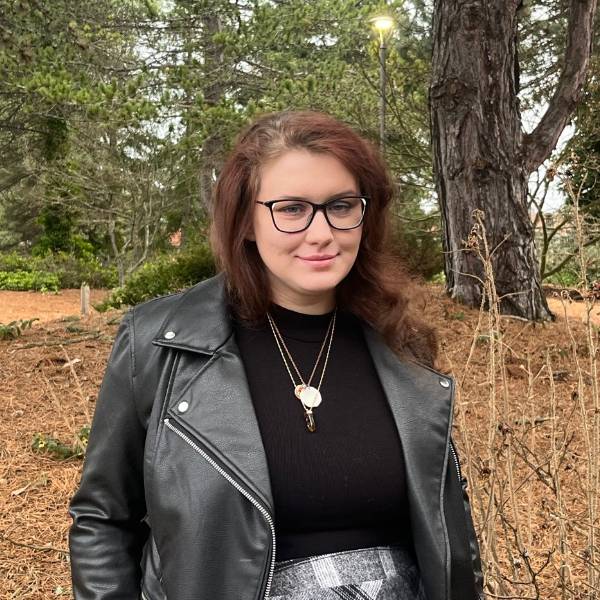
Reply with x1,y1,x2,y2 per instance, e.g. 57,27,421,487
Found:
446,202,599,599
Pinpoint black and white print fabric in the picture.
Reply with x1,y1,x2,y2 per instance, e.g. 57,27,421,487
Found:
270,545,427,600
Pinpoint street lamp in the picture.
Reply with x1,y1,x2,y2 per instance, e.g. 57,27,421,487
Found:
370,15,395,154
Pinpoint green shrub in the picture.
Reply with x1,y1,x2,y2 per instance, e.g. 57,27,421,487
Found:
0,251,117,289
97,243,216,310
0,270,60,291
0,252,32,273
37,252,118,288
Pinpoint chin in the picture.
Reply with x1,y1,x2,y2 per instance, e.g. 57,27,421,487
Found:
297,277,343,295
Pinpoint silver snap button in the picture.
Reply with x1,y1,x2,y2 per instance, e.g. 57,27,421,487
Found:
177,401,189,413
439,378,450,388
164,331,176,340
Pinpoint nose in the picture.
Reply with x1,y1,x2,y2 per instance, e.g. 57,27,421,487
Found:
304,208,334,242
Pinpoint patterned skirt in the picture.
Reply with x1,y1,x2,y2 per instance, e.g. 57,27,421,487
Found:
269,544,427,600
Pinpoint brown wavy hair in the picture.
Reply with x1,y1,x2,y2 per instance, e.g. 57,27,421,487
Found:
210,110,438,367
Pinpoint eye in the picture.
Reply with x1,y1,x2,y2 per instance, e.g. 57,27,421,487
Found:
273,201,310,215
329,201,351,211
327,198,356,213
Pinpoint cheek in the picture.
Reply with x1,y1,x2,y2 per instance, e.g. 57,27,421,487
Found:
255,225,299,258
252,214,273,247
342,229,363,253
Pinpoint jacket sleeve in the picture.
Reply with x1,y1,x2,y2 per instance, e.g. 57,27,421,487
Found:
445,438,485,600
68,310,149,599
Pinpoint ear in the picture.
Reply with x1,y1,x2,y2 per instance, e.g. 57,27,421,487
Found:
245,227,256,242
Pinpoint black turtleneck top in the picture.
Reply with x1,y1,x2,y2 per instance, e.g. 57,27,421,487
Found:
233,304,412,561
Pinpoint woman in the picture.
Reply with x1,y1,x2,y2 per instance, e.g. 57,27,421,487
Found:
69,110,484,600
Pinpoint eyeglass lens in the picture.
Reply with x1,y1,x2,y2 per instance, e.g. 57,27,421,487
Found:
271,197,365,232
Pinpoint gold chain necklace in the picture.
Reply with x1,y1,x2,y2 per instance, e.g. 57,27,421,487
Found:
266,308,337,432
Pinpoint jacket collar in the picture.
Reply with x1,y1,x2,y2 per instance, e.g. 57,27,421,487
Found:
152,272,232,354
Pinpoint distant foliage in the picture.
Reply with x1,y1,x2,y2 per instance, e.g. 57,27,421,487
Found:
0,253,30,272
0,251,117,289
0,270,59,292
0,0,438,281
391,218,444,280
36,252,118,288
534,208,600,288
32,205,89,256
96,244,216,310
544,268,581,288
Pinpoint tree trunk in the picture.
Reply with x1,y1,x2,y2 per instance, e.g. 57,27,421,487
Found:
430,0,597,320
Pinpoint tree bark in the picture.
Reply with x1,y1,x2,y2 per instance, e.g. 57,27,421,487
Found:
430,0,597,320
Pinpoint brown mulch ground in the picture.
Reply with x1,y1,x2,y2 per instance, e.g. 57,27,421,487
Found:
0,289,111,324
546,295,600,327
1,302,123,599
0,287,598,598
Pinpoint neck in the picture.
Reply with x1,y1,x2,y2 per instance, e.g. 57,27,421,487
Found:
271,291,336,315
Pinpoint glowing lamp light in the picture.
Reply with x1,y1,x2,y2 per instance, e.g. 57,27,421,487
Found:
370,15,395,34
369,14,395,154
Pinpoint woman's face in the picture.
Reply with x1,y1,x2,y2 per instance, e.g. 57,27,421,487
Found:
250,149,363,313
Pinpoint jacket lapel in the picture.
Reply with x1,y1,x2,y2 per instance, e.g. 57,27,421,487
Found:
151,274,274,513
362,322,454,600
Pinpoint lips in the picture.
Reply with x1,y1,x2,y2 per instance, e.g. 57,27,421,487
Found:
299,254,337,261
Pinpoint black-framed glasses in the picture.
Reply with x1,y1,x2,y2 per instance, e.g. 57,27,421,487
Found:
255,196,368,233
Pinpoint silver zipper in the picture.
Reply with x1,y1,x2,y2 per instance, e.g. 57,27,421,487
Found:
449,441,462,484
164,418,277,599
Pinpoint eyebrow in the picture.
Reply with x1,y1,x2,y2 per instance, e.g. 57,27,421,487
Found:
272,189,359,201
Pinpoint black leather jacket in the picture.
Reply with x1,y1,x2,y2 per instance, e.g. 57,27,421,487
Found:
68,273,484,600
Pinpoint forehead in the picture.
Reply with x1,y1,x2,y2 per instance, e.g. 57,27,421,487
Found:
256,149,359,199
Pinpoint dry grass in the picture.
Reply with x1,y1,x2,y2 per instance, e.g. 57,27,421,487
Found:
439,205,599,600
439,289,599,599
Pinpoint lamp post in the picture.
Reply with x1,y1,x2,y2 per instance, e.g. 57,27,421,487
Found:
370,15,395,154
